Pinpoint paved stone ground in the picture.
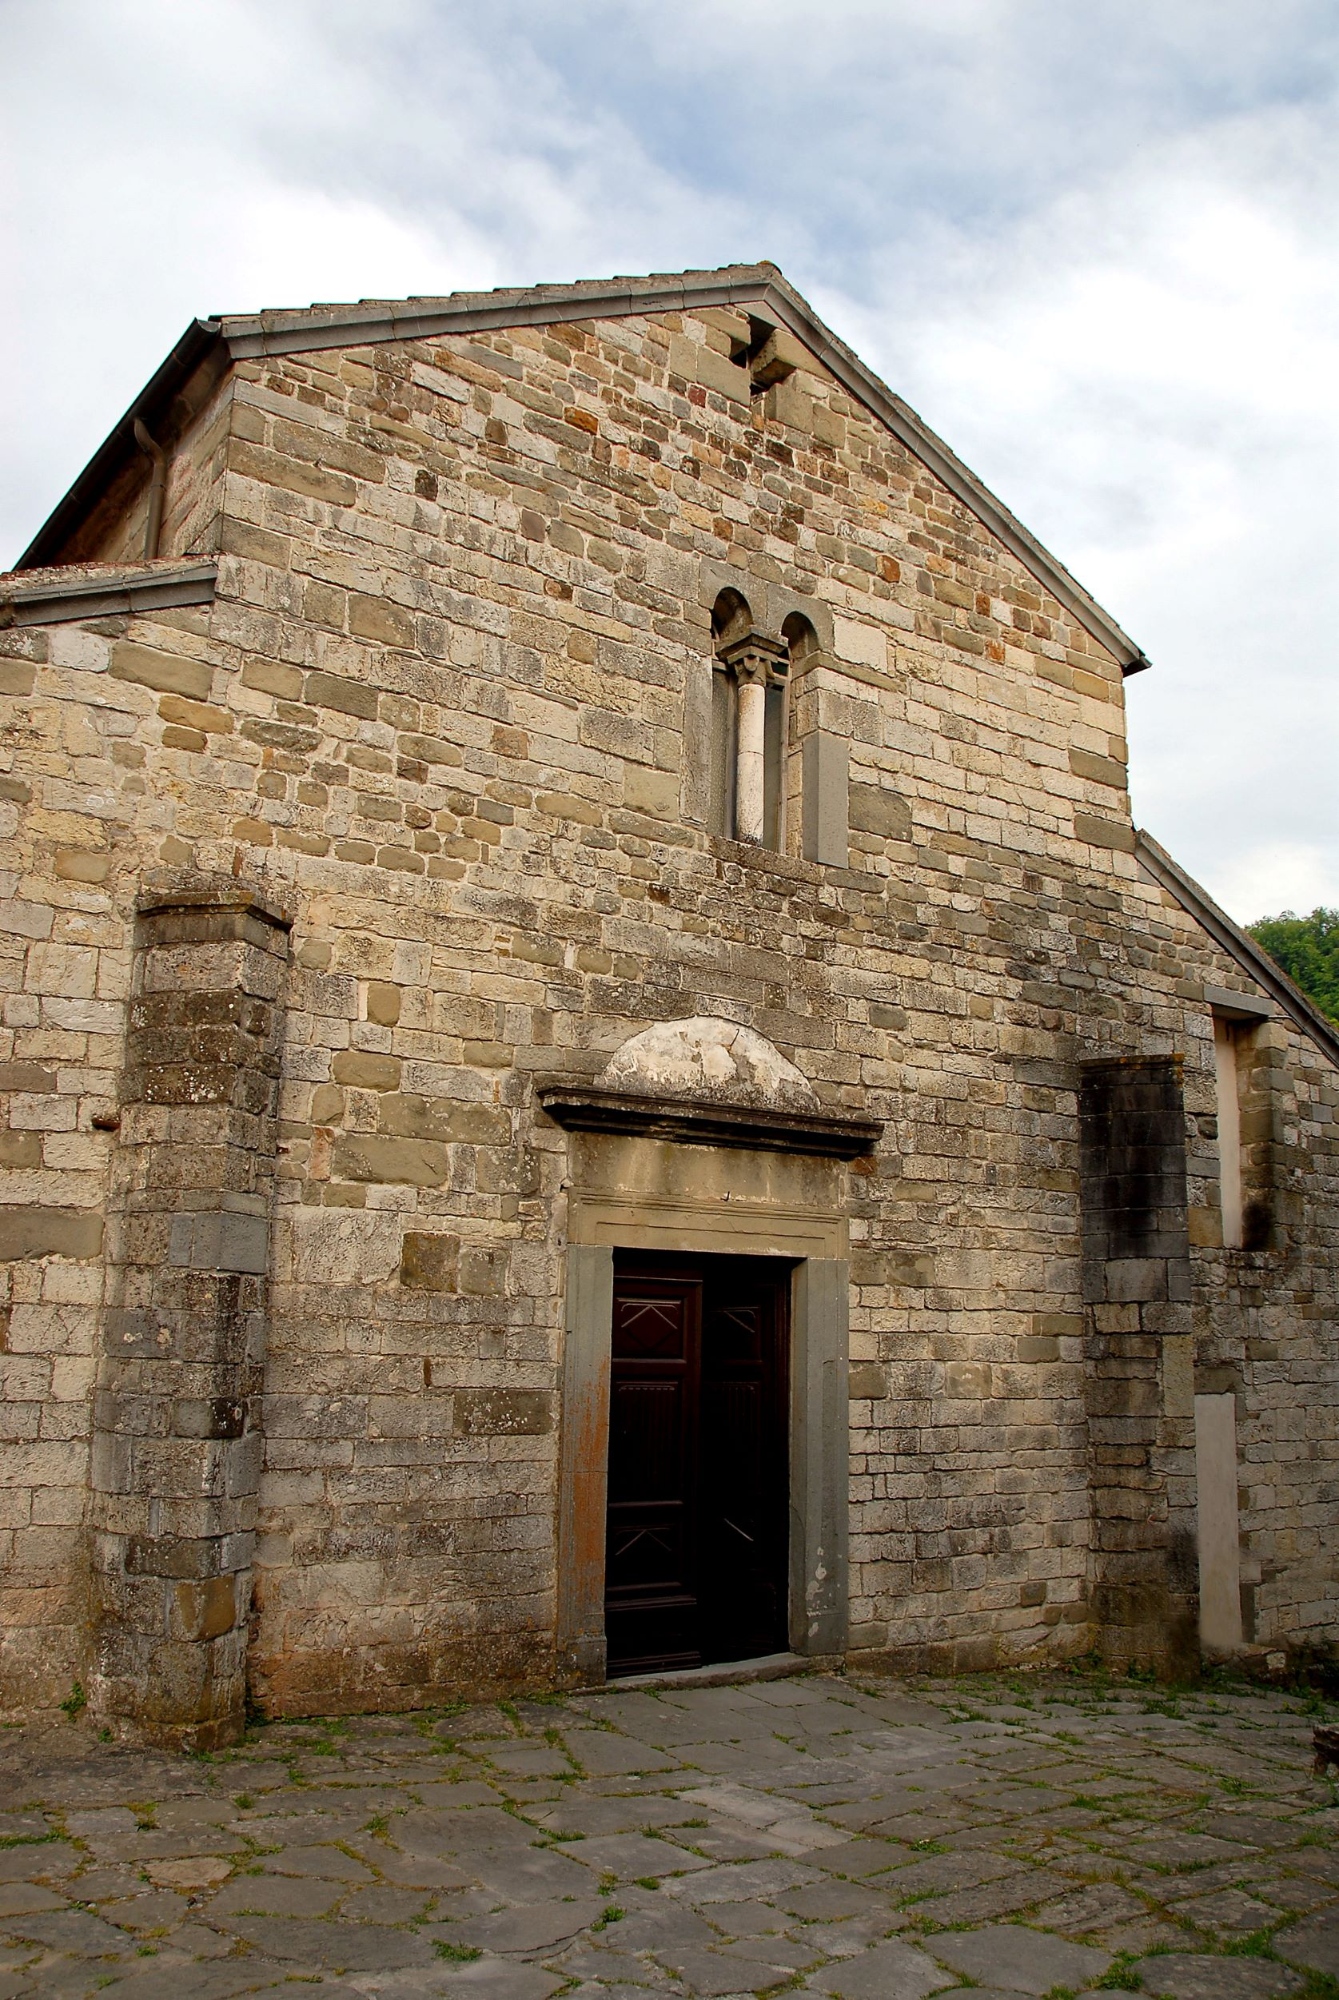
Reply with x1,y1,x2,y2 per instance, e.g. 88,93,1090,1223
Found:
2,1669,1339,1999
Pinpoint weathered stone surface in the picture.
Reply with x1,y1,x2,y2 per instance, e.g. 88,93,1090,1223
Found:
0,1207,102,1261
423,1961,566,1998
563,1831,716,1881
597,1017,818,1106
0,1906,134,1953
217,1915,438,1967
451,1895,604,1952
210,1873,343,1917
1137,1954,1305,1999
807,1933,951,1998
927,1924,1110,1993
454,1389,552,1437
398,1231,460,1292
0,1882,66,1915
2,268,1338,1726
0,1672,1333,1998
1276,1913,1339,1976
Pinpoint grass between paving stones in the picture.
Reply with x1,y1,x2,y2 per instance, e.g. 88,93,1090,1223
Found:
413,1702,469,1731
8,1668,1333,1991
1093,1951,1143,1989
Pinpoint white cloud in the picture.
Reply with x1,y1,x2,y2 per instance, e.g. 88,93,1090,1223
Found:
811,107,1339,919
2,0,1335,921
1216,844,1337,926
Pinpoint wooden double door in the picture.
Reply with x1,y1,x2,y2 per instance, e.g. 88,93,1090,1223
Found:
605,1252,791,1677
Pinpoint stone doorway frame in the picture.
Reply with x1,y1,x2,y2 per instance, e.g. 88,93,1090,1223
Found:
556,1220,850,1687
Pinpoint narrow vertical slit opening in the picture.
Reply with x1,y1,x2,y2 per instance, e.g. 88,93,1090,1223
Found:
1213,1015,1244,1250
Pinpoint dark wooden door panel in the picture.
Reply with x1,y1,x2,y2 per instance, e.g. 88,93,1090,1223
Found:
700,1274,789,1665
606,1255,789,1679
609,1379,683,1500
615,1295,686,1358
605,1270,701,1675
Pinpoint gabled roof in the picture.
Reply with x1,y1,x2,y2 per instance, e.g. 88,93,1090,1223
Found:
17,263,1149,674
1136,830,1339,1070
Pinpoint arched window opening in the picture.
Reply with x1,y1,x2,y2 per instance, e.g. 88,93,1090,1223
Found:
783,613,848,867
709,661,737,838
711,589,752,650
782,612,819,669
710,591,787,848
709,591,749,838
762,654,787,851
711,592,807,852
777,614,820,854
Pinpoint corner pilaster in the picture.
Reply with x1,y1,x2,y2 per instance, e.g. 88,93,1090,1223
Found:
88,881,290,1748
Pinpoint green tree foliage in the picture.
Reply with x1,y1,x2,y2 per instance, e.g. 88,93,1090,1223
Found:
1247,908,1339,1023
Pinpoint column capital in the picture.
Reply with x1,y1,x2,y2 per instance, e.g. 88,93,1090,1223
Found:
717,631,788,683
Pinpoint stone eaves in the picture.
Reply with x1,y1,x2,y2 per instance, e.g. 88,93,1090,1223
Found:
15,263,1150,676
0,558,218,627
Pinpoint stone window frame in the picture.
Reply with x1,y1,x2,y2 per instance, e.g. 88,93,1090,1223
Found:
706,586,830,860
1207,988,1276,1253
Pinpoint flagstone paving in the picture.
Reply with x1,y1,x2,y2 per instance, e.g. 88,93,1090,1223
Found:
1,1669,1337,1997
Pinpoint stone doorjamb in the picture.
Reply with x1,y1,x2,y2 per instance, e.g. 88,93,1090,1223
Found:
555,1135,850,1685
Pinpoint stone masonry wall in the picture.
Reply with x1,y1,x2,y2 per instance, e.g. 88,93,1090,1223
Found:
1101,879,1339,1667
0,608,132,1713
64,355,233,569
87,884,288,1748
1078,1055,1196,1672
2,290,1336,1718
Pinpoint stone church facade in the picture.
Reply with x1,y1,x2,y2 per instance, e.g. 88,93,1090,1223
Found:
1,263,1336,1748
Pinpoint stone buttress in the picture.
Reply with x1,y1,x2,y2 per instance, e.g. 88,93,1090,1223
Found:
87,882,289,1748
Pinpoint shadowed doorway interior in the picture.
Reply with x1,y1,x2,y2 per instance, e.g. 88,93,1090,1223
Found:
605,1251,791,1677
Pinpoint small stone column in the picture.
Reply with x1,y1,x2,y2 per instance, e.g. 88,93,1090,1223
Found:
89,882,290,1749
735,664,767,843
719,634,786,845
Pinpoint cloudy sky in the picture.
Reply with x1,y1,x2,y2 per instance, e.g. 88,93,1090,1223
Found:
4,0,1336,923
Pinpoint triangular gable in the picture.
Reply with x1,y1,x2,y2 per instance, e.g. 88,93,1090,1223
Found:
16,263,1149,676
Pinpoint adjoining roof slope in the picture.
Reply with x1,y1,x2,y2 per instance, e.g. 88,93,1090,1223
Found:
17,262,1149,674
1136,830,1339,1070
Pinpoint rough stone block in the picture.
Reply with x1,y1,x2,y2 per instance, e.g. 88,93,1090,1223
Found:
331,1135,450,1185
400,1232,459,1291
849,780,911,841
110,642,212,701
0,1209,103,1262
454,1389,551,1436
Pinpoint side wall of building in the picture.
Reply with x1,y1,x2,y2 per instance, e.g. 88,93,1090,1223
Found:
0,598,221,1712
1133,877,1339,1662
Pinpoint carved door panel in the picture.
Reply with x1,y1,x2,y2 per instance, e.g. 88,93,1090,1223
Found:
606,1255,789,1678
605,1271,702,1675
699,1269,789,1664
